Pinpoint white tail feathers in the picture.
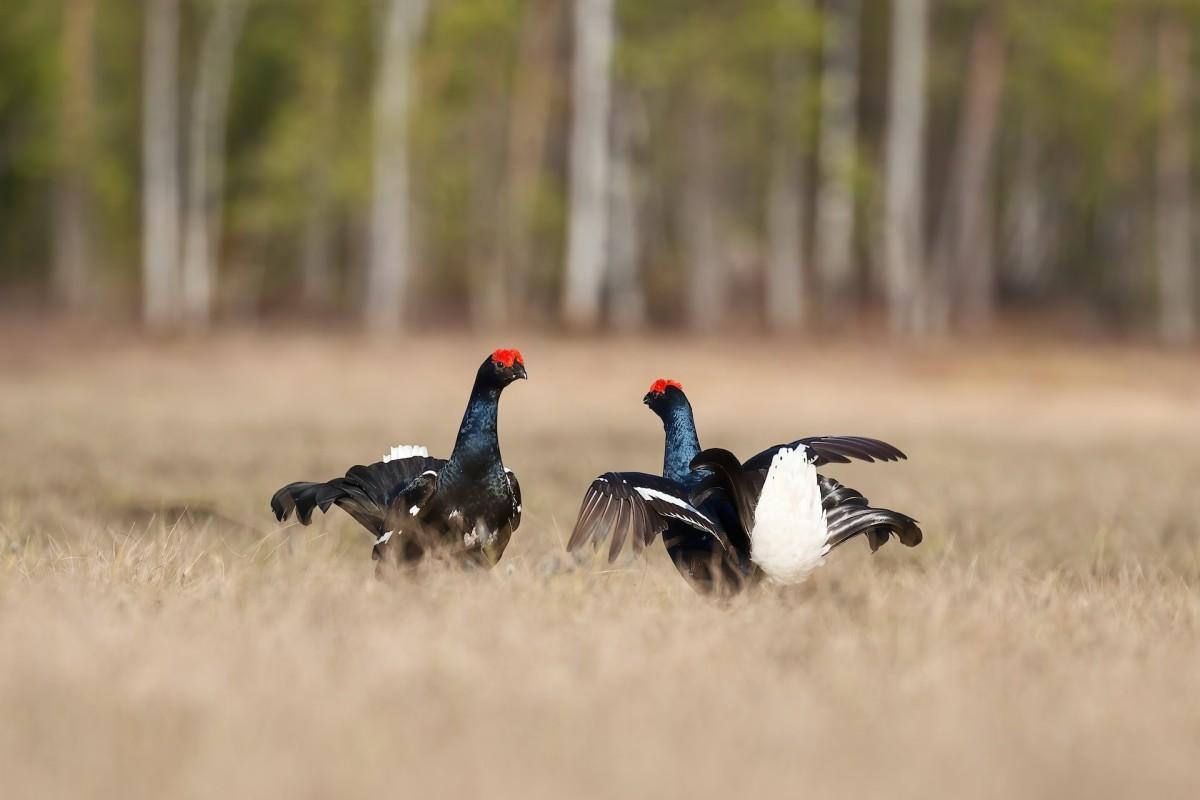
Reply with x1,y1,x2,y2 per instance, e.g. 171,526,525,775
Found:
382,444,429,463
750,445,830,584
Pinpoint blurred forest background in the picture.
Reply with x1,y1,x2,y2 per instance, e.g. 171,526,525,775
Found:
3,0,1199,341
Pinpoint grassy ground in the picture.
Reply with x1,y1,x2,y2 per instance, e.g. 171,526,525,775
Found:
2,326,1199,799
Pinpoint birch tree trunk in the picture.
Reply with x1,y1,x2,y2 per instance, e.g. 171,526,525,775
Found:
501,0,561,322
53,0,97,311
468,96,507,328
301,177,336,309
563,0,614,330
366,0,431,333
142,0,182,329
181,0,250,329
682,98,725,330
300,1,345,310
882,0,930,336
813,0,860,313
930,6,1006,332
1003,128,1053,295
1155,16,1196,346
765,50,808,332
608,87,646,331
1103,18,1149,324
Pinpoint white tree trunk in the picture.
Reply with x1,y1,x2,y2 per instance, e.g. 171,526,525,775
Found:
765,49,808,332
301,182,335,308
882,0,930,336
53,0,96,311
563,0,615,329
608,88,646,331
813,0,860,311
142,0,182,329
930,8,1005,332
682,100,724,330
1156,17,1196,346
299,2,343,310
1105,19,1150,322
181,0,250,329
1003,128,1053,294
366,0,431,333
468,98,507,328
501,0,561,322
955,14,1005,329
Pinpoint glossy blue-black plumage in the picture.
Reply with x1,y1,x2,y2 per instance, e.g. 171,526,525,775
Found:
644,385,759,592
448,365,504,470
657,401,702,485
568,381,919,594
270,352,526,572
423,357,523,550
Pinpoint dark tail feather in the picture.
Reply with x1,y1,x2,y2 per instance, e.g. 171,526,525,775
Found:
690,448,762,535
271,481,338,525
826,507,922,551
819,475,922,552
270,456,445,538
271,477,390,535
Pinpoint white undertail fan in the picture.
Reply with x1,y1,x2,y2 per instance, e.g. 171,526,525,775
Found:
691,446,922,584
383,444,429,462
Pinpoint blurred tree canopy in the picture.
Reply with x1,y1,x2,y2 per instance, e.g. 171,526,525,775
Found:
1,0,1197,341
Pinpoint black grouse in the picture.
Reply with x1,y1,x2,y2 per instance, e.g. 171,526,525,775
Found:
271,349,527,573
567,379,921,593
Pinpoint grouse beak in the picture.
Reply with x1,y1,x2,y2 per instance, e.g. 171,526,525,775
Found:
515,363,528,381
642,392,656,405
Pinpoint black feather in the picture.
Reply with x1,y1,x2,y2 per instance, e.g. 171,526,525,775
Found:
567,471,728,559
689,448,762,536
743,435,908,471
269,456,446,537
820,475,923,551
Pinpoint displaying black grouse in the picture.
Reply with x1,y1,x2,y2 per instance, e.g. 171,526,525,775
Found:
567,379,921,593
271,349,527,573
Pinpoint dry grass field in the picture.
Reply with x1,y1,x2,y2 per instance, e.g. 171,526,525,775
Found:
2,324,1199,799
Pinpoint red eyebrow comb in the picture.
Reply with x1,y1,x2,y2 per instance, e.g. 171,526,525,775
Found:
491,349,524,367
648,378,683,394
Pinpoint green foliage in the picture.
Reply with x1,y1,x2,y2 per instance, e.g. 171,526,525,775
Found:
0,2,58,279
415,0,523,290
0,0,1195,331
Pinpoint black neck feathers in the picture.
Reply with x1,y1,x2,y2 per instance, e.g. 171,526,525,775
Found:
655,394,701,484
450,361,506,469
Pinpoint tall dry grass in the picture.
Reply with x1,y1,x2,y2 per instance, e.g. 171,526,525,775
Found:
1,326,1198,798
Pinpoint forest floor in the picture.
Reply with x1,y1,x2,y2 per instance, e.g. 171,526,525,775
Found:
1,324,1199,799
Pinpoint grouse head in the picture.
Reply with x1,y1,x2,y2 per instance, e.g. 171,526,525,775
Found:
481,348,528,388
643,377,686,415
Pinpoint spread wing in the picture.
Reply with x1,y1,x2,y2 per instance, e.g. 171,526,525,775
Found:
271,454,447,538
742,436,907,472
691,447,922,558
567,472,729,563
